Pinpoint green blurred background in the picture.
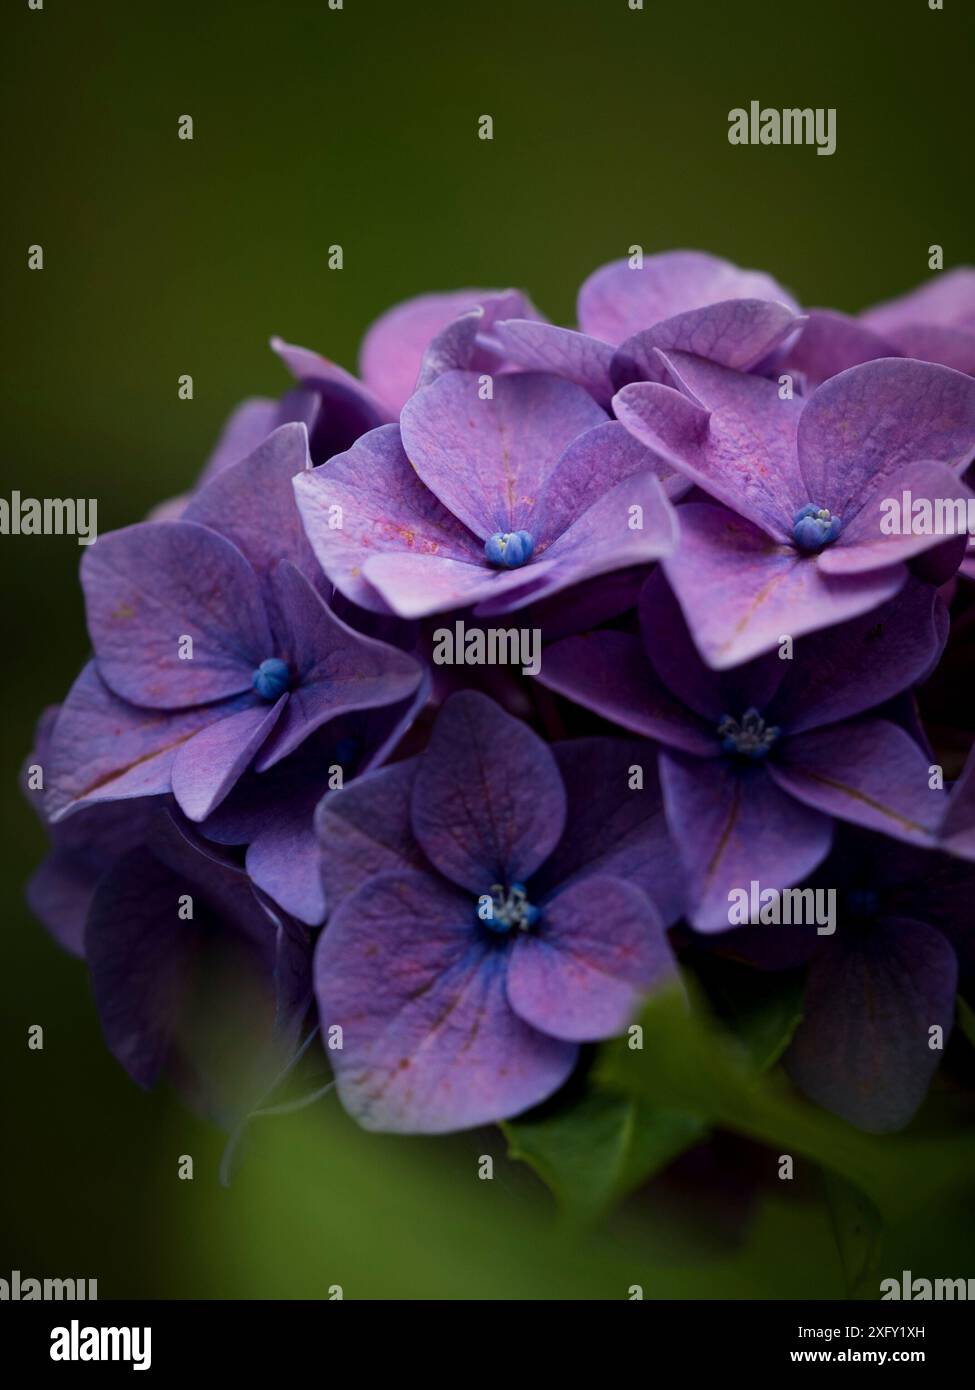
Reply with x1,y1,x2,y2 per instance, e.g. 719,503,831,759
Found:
2,0,973,1298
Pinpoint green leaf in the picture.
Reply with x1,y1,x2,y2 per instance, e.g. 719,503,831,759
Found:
822,1171,883,1296
597,982,975,1222
503,1091,705,1222
956,995,975,1049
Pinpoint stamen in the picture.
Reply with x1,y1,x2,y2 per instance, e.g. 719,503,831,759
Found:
717,707,780,760
252,657,291,701
484,530,535,568
479,882,540,934
793,503,842,552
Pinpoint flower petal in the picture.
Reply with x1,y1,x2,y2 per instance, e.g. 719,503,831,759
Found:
315,870,577,1133
507,876,675,1041
399,369,607,541
293,422,480,612
785,918,957,1132
82,521,273,708
611,299,801,389
661,502,906,669
797,358,975,519
171,696,287,821
410,691,567,892
659,752,833,932
769,718,945,846
577,251,798,346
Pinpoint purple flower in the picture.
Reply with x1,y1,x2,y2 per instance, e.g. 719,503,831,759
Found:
294,370,677,619
719,827,971,1132
45,424,422,825
198,691,429,926
539,571,948,930
614,355,975,667
489,251,801,409
313,691,680,1133
83,807,311,1114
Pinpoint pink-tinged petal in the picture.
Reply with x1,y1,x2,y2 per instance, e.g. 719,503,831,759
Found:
769,719,945,846
491,321,616,404
399,370,607,541
766,578,948,734
820,460,975,572
171,697,287,821
315,758,423,909
783,309,897,389
507,876,675,1041
293,423,480,612
540,739,685,924
538,631,716,755
254,563,423,769
662,503,907,669
183,423,318,582
659,751,833,933
939,741,975,861
577,251,798,346
785,918,957,1133
533,419,680,544
638,567,785,722
272,334,390,421
879,323,975,376
612,299,801,389
82,521,272,708
410,691,566,892
416,290,544,392
358,288,495,415
363,547,554,619
614,363,802,540
862,268,975,336
316,871,577,1133
797,358,975,518
45,663,241,821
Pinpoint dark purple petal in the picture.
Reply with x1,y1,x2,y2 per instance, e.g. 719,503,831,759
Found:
785,918,957,1132
538,738,685,924
507,876,676,1041
410,691,566,892
766,578,948,733
315,870,577,1133
170,696,287,821
539,630,716,755
770,718,945,846
659,752,833,932
316,757,423,910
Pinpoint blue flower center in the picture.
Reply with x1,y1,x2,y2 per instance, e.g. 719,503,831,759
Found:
252,657,291,701
484,530,535,568
717,708,780,760
793,504,842,551
477,882,540,934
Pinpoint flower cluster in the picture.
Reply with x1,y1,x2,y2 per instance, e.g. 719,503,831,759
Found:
25,251,975,1142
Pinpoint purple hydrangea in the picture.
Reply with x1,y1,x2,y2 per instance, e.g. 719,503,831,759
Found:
314,691,680,1132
